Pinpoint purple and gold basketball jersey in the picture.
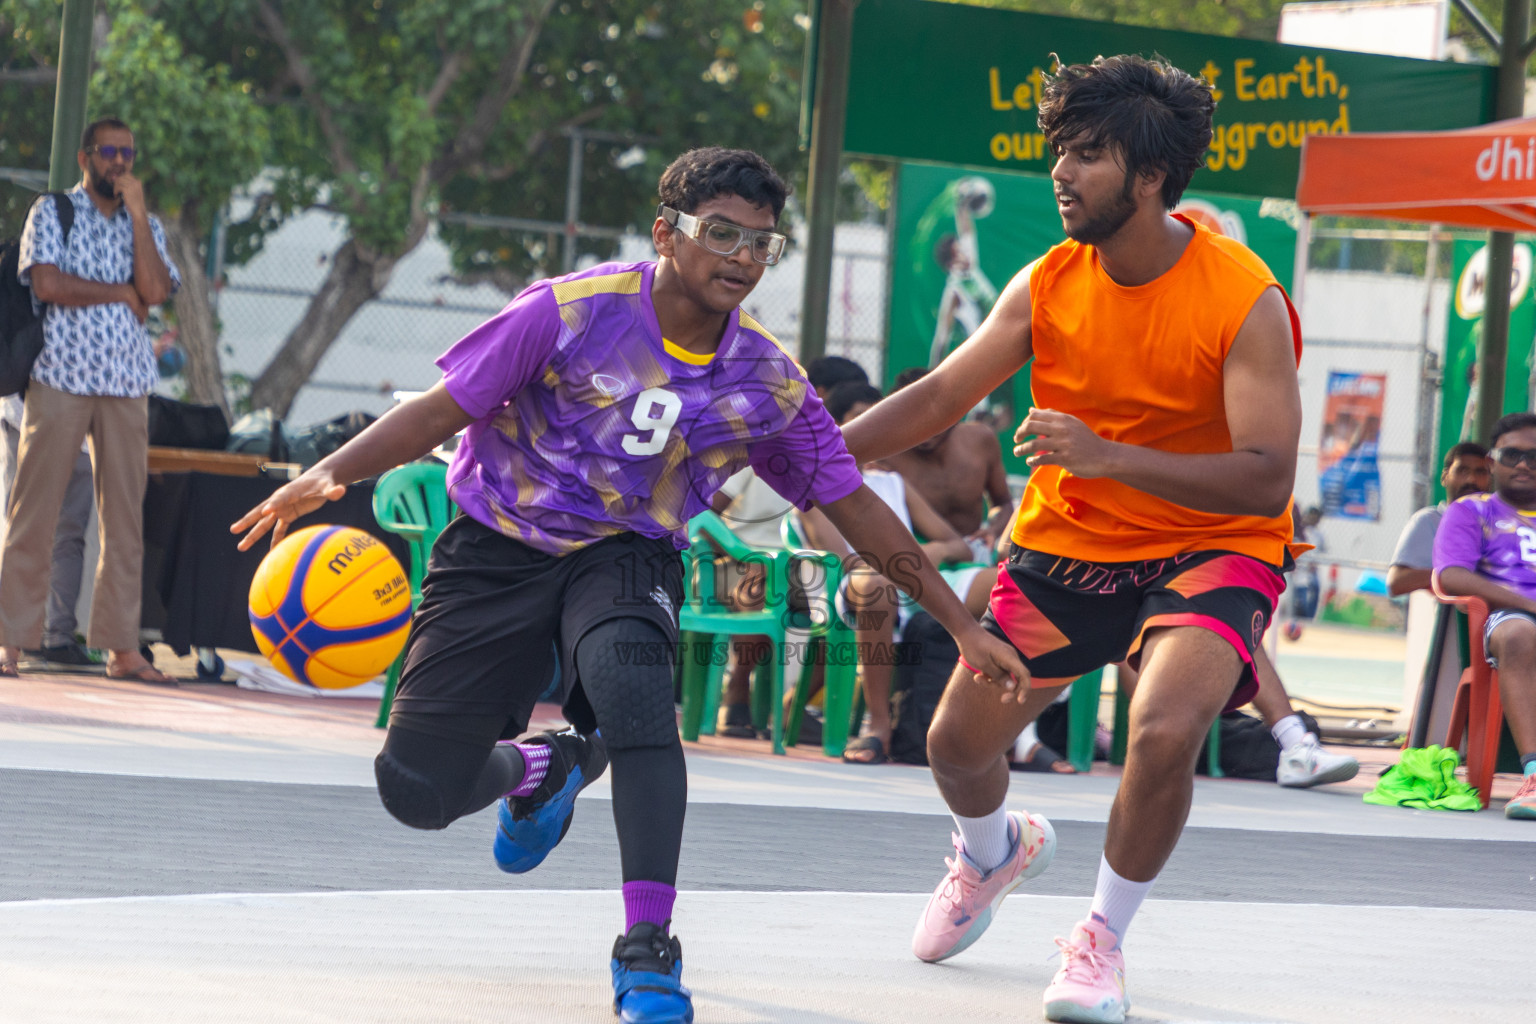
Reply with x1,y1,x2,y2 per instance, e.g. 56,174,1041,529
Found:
438,260,861,555
1435,492,1536,604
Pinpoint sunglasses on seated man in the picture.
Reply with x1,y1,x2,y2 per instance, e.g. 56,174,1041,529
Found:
658,205,787,266
88,144,136,162
1491,446,1536,469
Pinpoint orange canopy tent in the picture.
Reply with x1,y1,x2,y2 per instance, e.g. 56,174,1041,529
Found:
1296,115,1536,230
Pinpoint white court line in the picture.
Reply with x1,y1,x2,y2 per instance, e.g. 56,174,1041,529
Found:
8,887,1535,915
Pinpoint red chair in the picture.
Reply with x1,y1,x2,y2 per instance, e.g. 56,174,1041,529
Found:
1430,583,1506,808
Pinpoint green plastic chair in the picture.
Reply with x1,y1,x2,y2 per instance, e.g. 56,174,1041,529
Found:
1065,666,1222,776
370,460,456,728
677,512,796,753
777,514,861,758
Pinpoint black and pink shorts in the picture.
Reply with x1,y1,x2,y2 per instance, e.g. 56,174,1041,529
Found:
980,546,1287,711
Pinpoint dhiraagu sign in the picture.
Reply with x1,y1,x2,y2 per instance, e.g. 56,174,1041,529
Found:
1437,239,1536,501
844,0,1495,198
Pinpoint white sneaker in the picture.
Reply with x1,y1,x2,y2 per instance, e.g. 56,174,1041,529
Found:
1277,733,1359,788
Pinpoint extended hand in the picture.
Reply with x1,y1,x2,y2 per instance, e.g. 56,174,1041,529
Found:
955,624,1031,704
1014,407,1116,477
231,471,347,550
115,173,147,218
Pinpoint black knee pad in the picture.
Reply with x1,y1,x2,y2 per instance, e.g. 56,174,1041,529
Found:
374,750,454,830
576,618,682,750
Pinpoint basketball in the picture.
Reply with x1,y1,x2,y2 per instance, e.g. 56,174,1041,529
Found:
248,524,413,688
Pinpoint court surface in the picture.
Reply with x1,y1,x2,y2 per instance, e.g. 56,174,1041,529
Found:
1,670,1531,1022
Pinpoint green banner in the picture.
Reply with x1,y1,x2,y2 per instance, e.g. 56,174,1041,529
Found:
1436,239,1536,500
888,161,1298,473
846,0,1495,199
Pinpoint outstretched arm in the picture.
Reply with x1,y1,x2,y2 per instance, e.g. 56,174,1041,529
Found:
842,263,1035,464
1014,287,1300,518
819,485,1030,701
232,382,476,549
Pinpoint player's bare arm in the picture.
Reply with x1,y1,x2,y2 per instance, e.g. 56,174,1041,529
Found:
1435,566,1536,614
843,264,1036,465
1014,286,1300,517
820,484,1029,698
232,382,476,550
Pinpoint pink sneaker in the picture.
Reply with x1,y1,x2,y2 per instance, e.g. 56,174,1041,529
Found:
1042,917,1128,1024
911,810,1055,963
1507,773,1536,820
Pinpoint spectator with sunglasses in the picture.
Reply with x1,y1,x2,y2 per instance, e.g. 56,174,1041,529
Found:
2,116,179,683
1433,412,1536,819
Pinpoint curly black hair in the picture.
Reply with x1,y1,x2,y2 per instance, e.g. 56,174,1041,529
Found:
657,147,791,221
1037,54,1215,210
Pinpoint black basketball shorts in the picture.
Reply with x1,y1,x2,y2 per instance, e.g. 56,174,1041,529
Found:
390,514,684,738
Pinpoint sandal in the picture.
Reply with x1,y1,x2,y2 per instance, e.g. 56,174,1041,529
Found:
0,660,17,678
106,662,177,687
841,735,888,765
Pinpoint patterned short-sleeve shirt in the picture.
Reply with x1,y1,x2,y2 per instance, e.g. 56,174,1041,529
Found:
16,184,181,397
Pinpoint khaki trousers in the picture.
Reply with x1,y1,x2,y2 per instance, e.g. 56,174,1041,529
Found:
0,382,147,650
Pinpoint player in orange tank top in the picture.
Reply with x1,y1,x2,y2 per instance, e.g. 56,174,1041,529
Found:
842,56,1303,1024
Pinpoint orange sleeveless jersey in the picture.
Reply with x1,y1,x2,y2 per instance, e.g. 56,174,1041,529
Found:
1010,217,1302,566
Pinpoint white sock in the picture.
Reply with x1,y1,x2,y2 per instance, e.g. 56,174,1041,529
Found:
1088,855,1154,943
952,805,1013,873
1271,713,1309,751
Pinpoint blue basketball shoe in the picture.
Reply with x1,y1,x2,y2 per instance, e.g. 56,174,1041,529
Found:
611,922,693,1024
492,728,607,873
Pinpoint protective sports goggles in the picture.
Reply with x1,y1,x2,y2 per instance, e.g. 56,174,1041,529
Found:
658,205,787,265
1491,446,1536,469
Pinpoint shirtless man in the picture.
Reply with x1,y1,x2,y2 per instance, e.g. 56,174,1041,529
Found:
882,366,1013,562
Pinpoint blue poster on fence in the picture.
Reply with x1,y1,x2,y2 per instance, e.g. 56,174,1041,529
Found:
1317,371,1384,520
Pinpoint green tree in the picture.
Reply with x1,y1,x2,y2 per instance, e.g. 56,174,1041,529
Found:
89,6,267,415
151,0,811,417
0,0,67,233
1,1,266,415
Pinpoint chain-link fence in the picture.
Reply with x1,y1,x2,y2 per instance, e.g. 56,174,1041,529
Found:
215,215,891,427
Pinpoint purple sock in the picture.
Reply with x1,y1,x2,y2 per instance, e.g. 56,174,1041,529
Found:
623,881,677,932
503,741,552,797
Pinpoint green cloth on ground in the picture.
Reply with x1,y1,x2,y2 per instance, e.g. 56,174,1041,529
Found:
1363,745,1483,811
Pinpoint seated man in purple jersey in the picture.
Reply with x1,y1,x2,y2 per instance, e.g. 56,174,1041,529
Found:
232,147,1025,1024
1434,411,1536,821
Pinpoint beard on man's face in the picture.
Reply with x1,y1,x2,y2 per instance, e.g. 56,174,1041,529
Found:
86,165,118,200
1064,172,1138,247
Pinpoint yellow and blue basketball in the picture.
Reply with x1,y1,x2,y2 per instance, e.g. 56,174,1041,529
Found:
248,524,412,689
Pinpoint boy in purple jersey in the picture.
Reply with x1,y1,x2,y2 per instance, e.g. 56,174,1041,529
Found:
232,148,1025,1024
1434,411,1536,820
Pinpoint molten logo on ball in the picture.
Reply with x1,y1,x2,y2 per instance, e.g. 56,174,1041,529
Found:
248,524,412,689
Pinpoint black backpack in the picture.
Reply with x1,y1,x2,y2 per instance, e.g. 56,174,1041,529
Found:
0,192,75,397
